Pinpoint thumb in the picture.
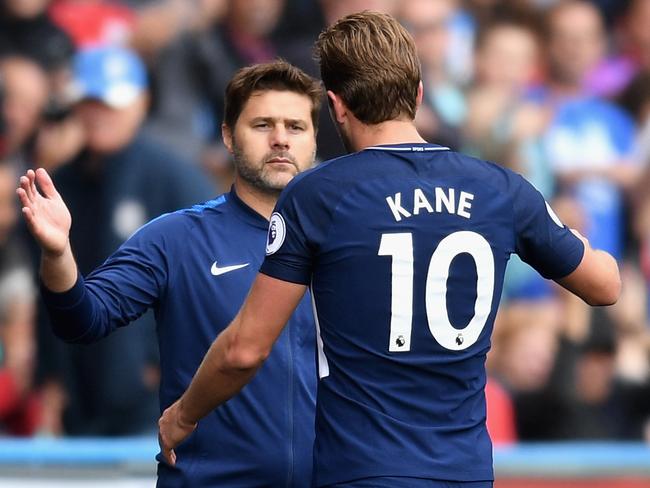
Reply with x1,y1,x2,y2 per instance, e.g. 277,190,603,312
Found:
35,168,59,199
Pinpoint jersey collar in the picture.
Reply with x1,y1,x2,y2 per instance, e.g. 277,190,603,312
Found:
363,143,450,152
228,186,270,230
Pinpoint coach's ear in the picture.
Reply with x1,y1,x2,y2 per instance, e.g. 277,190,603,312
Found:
327,90,347,125
222,123,234,154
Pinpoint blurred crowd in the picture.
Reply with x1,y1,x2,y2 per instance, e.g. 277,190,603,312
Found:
1,0,650,444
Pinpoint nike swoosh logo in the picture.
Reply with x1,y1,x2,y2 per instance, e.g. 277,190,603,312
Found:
211,261,249,276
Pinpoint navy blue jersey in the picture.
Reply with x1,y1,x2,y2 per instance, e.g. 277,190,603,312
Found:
260,143,584,486
42,188,317,487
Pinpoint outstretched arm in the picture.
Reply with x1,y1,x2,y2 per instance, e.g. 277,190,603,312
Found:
158,273,307,465
16,168,77,292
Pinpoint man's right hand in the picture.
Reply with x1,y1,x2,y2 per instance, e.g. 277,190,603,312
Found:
16,168,72,257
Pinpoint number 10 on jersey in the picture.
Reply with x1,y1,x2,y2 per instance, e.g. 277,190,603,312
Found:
378,231,496,352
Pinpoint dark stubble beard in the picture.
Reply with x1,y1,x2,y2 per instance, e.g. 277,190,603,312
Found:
232,142,300,196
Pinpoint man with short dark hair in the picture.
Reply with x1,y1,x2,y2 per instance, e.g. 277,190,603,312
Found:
159,11,620,488
18,59,321,487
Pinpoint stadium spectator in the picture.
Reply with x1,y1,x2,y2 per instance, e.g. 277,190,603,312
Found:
29,45,215,437
19,60,320,485
464,12,545,182
143,0,294,177
159,11,620,487
536,0,640,261
0,162,39,436
0,0,74,73
319,0,398,22
0,56,50,166
129,0,226,58
0,54,85,175
491,310,564,440
553,311,634,440
49,0,135,48
464,14,561,377
399,0,467,150
614,0,650,80
616,73,650,407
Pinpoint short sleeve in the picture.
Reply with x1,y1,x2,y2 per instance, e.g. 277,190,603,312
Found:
513,175,585,279
260,173,334,285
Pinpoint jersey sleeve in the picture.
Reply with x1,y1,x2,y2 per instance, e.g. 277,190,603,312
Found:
41,214,174,343
513,174,585,279
260,173,333,285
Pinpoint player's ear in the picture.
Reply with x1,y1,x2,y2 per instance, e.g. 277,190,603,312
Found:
327,90,347,125
415,81,424,111
222,123,234,154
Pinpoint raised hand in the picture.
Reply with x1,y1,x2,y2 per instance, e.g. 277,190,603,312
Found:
16,168,72,257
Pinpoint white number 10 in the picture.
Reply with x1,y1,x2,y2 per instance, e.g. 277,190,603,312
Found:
378,231,495,352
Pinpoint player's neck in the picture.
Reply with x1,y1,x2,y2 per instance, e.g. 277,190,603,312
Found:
348,119,427,152
233,179,277,221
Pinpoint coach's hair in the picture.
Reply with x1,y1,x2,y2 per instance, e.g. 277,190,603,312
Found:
315,11,421,125
223,60,323,130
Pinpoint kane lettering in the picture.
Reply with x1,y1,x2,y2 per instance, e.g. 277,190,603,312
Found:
386,188,474,222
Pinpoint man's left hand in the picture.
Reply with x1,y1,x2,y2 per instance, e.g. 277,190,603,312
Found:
158,399,198,466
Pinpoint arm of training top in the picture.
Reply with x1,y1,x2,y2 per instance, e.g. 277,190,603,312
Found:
158,273,307,466
556,229,621,306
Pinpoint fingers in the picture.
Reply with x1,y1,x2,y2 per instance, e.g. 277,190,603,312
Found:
27,169,39,200
17,168,58,202
18,175,36,204
19,169,42,204
17,171,42,231
16,188,38,231
35,168,59,199
16,196,37,233
158,433,176,466
158,412,177,467
158,402,192,467
21,205,35,225
16,187,32,209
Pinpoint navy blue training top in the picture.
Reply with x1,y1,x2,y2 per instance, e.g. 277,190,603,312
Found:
260,143,584,486
42,188,317,487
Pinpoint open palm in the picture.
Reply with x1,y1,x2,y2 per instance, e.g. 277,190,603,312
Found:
16,168,72,256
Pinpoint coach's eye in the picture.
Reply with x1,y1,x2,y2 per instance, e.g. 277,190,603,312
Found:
289,124,305,132
254,122,271,129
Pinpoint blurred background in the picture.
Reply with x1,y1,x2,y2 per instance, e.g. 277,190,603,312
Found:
1,0,650,486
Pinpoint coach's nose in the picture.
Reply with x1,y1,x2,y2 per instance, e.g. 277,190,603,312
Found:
270,125,290,150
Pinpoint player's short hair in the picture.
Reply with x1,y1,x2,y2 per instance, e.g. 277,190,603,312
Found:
315,11,421,124
224,60,323,131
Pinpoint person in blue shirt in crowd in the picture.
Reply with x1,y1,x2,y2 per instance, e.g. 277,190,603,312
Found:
18,60,321,487
536,0,641,261
158,11,621,488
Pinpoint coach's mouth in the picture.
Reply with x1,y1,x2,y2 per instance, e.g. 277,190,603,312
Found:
266,158,297,168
